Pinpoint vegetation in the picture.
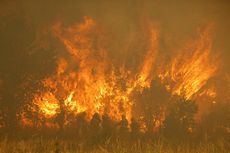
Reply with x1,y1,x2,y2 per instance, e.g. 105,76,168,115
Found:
0,137,228,153
0,97,229,153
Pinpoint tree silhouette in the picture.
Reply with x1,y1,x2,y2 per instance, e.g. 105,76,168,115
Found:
55,103,65,131
130,117,140,140
199,102,230,141
101,113,114,140
163,97,198,141
136,79,171,134
118,114,129,140
88,113,101,146
75,112,88,142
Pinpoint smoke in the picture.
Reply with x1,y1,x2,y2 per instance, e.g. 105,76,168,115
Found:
0,0,230,129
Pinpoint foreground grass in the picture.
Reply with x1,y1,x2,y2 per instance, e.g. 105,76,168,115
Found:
0,137,228,153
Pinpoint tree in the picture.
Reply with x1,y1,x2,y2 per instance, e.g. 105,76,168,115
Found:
119,115,129,134
88,113,101,146
130,117,140,140
55,103,65,131
101,113,114,140
135,79,171,134
163,97,198,141
76,112,88,142
198,102,230,141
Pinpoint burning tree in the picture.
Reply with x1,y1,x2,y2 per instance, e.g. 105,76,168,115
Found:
13,17,220,137
163,97,198,141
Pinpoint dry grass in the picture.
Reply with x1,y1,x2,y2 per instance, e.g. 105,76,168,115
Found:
0,137,228,153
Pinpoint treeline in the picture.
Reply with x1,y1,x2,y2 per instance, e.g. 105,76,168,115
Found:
0,97,229,147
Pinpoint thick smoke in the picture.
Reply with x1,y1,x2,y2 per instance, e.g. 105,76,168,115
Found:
0,0,229,130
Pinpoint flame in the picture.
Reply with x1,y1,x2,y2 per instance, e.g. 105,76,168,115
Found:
19,18,219,129
137,28,158,88
64,91,87,115
158,25,218,99
20,17,159,127
33,92,60,118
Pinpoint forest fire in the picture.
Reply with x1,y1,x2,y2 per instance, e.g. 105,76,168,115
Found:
158,25,218,100
18,17,219,129
1,1,230,152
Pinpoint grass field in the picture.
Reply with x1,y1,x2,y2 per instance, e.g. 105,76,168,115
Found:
0,137,228,153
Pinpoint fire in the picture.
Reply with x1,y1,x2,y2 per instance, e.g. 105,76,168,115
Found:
137,28,158,88
19,17,158,128
158,25,218,99
64,91,87,115
33,92,60,118
19,17,219,129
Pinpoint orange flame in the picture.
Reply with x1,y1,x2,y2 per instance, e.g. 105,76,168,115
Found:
20,17,159,128
158,25,218,99
19,18,219,129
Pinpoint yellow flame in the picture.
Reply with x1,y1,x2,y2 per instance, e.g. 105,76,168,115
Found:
22,17,159,127
33,92,60,118
20,18,219,129
158,25,218,99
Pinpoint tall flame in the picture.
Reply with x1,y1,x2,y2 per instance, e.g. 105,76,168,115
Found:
20,17,159,127
158,25,218,99
19,18,219,128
